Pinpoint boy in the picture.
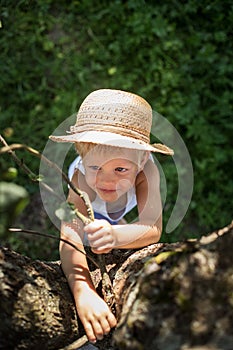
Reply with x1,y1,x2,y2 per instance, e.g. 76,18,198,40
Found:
50,89,173,344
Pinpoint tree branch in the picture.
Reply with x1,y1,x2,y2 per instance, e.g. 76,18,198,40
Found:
8,228,99,269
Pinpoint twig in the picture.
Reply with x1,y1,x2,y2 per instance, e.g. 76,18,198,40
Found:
9,228,99,269
0,139,94,220
97,254,116,311
60,335,88,349
0,137,42,182
0,136,61,200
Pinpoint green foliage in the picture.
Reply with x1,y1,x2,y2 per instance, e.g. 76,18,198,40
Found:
0,0,232,256
55,202,77,222
0,182,29,236
0,181,59,260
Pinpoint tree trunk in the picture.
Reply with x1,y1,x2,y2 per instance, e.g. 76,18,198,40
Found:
0,222,232,350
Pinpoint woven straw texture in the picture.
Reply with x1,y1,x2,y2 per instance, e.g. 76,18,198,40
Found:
49,89,174,155
69,89,152,143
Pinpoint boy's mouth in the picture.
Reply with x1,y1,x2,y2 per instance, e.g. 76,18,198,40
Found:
97,188,116,194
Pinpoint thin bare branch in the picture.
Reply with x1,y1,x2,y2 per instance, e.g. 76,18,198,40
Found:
9,228,99,269
0,138,94,220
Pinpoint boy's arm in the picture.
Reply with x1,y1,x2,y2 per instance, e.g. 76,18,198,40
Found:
86,220,161,252
60,222,94,290
60,221,116,343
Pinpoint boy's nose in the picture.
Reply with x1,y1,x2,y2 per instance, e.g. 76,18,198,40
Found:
97,171,117,185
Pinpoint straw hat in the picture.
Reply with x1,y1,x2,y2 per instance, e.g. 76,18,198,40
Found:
49,89,173,155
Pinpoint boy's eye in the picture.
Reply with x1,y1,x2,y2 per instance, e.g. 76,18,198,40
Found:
89,166,101,171
115,167,127,173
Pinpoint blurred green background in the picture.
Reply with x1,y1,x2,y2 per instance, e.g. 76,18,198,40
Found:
1,0,232,260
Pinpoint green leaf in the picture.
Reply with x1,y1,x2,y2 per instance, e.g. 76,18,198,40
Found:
55,201,76,222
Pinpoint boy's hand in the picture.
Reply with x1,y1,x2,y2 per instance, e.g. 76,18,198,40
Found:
75,285,117,343
84,219,117,254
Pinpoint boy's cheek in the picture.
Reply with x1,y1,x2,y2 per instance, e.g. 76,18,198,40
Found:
117,178,134,192
85,175,95,188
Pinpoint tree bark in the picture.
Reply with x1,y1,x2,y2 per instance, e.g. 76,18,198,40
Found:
0,222,232,350
0,248,82,350
113,223,233,350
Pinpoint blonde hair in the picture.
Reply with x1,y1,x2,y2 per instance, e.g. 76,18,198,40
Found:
75,142,97,158
75,142,148,167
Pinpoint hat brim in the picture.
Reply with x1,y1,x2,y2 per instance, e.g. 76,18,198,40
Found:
49,131,174,155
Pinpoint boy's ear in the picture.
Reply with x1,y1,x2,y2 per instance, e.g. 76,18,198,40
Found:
139,152,150,171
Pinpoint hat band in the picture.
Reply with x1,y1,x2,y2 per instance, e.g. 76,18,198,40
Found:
69,124,150,143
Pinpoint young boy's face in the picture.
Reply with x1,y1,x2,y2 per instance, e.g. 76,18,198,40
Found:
82,148,141,202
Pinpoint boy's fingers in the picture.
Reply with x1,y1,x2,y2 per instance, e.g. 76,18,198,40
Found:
87,227,112,240
92,322,105,341
83,322,97,344
89,239,113,252
84,220,103,230
81,309,116,342
100,318,111,335
91,247,112,254
84,219,110,233
107,313,117,328
88,233,112,246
